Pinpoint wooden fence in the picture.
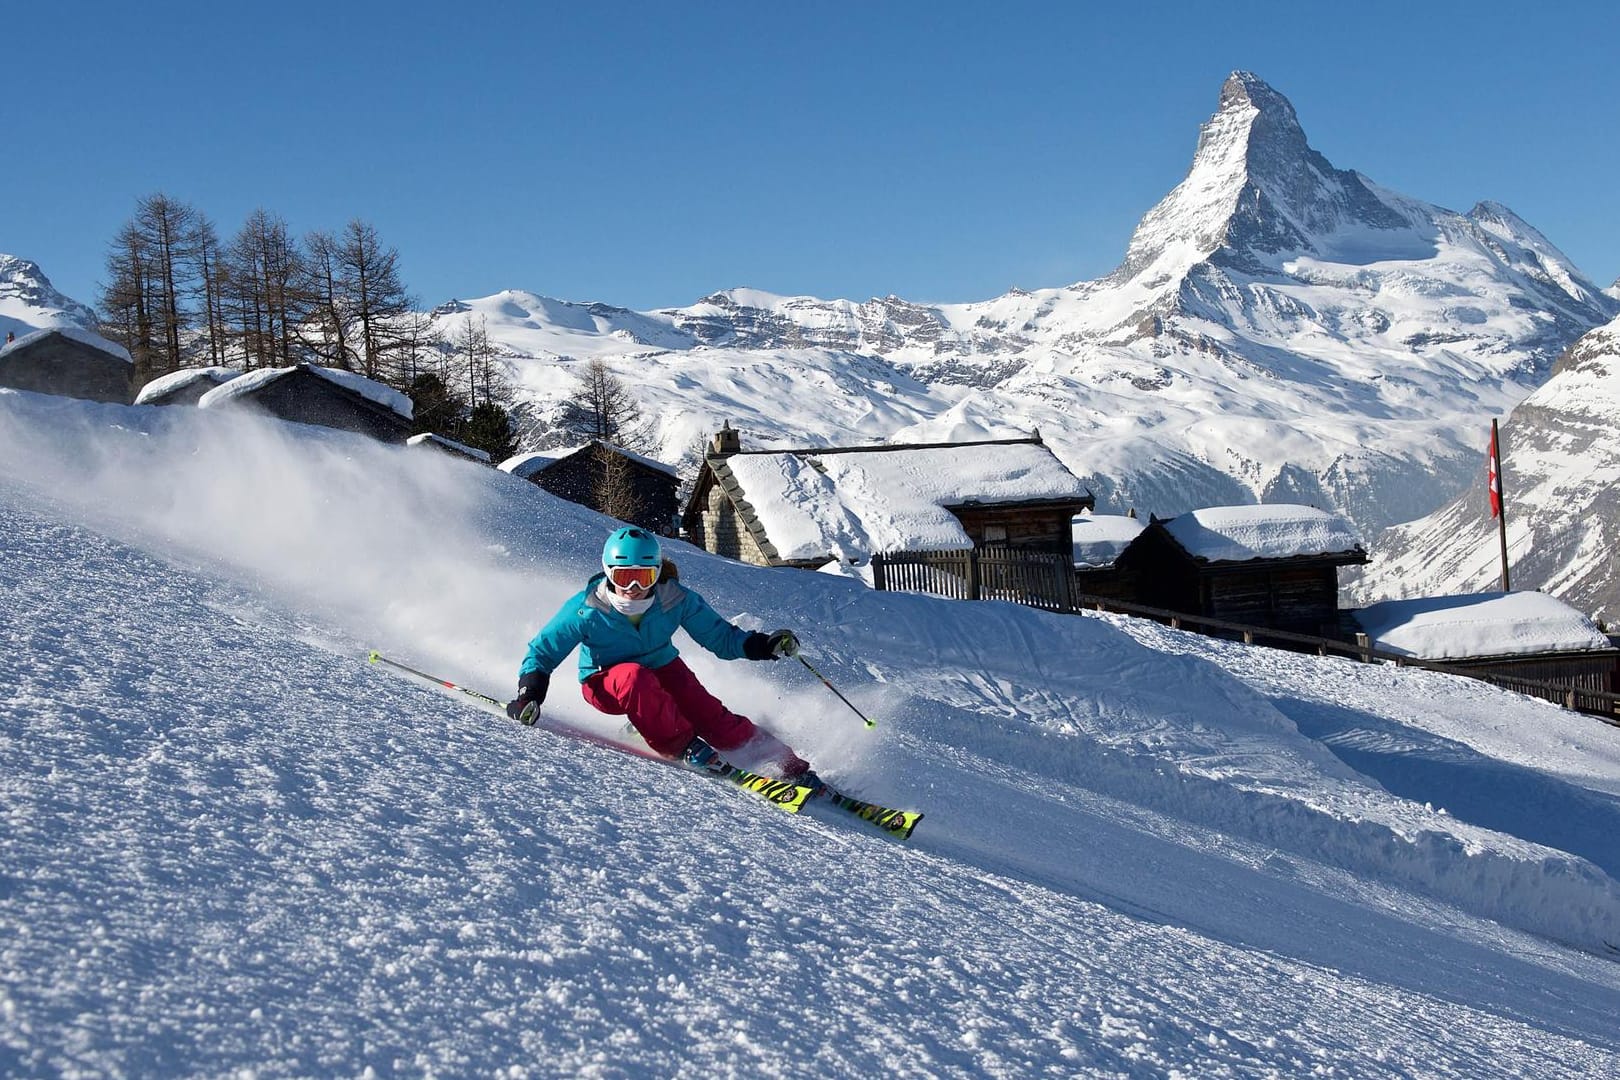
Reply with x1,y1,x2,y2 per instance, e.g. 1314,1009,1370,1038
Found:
871,545,1073,610
870,547,1620,726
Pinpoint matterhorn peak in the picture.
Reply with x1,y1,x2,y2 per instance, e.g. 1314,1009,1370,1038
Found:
1202,70,1309,166
1115,72,1407,283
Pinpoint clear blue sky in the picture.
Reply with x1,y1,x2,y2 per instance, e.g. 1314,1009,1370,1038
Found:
6,1,1618,313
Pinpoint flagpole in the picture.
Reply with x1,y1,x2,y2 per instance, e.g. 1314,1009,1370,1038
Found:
1491,417,1511,592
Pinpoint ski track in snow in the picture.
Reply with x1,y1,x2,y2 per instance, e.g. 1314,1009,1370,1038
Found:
4,393,1620,1077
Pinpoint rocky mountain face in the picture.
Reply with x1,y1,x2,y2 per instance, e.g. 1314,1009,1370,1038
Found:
1109,73,1410,304
1349,315,1620,622
433,71,1615,547
1112,90,1611,378
0,255,98,339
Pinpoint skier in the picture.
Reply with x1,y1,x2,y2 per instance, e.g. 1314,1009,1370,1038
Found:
507,526,815,778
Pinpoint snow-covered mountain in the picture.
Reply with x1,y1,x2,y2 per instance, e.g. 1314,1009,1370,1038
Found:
1351,314,1620,623
432,71,1616,538
0,254,98,340
5,389,1620,1075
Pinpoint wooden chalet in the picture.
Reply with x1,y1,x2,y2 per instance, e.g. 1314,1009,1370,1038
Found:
1353,592,1620,703
1070,512,1146,604
1114,504,1367,636
197,364,413,443
134,366,238,406
682,425,1094,569
0,327,134,404
500,441,681,536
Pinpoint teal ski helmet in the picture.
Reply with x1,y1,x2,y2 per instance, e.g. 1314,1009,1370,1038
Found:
602,526,662,571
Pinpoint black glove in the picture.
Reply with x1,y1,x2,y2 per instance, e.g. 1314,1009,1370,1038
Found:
506,669,549,724
744,629,799,661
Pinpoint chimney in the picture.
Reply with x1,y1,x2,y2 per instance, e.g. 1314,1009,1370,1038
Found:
709,421,740,457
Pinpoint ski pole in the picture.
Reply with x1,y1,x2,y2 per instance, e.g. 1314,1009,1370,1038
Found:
797,654,877,729
368,650,507,712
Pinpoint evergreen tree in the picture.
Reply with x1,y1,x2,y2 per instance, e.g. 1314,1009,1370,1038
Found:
407,372,465,436
463,401,517,462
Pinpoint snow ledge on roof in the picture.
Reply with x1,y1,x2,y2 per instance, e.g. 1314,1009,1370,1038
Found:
407,432,491,463
1164,504,1364,563
1355,591,1612,660
197,365,413,420
133,366,239,404
0,325,134,364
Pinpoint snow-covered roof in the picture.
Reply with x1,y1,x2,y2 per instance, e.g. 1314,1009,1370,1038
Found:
610,444,680,478
133,366,238,404
499,446,587,479
1073,513,1145,568
718,439,1090,562
407,432,491,463
1161,504,1365,563
498,442,678,480
0,325,133,364
1355,591,1613,660
197,364,413,420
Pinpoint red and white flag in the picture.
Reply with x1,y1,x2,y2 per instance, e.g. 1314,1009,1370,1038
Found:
1487,426,1502,518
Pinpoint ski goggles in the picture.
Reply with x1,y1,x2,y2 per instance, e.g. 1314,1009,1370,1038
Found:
606,564,660,591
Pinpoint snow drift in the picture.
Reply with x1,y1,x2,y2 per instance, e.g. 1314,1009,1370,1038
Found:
4,389,1620,1076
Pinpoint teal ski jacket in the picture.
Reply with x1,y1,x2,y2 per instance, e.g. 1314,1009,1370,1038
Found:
520,564,754,683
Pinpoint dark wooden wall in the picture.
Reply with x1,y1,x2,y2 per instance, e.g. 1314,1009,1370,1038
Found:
949,505,1076,553
1203,565,1342,635
534,451,680,536
0,336,134,404
1118,527,1349,635
1451,653,1620,695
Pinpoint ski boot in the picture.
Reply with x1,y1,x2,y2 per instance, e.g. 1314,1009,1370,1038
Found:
680,736,726,774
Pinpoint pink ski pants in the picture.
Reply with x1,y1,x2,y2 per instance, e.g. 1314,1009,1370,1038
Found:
581,658,756,757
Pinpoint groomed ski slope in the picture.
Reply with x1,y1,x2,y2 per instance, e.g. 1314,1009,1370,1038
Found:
3,390,1620,1078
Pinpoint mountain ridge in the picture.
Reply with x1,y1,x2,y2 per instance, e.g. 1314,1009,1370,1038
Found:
1350,311,1620,622
0,255,98,339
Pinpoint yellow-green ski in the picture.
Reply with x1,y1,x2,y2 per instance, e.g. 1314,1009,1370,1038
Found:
733,771,815,813
819,788,924,840
681,739,816,813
